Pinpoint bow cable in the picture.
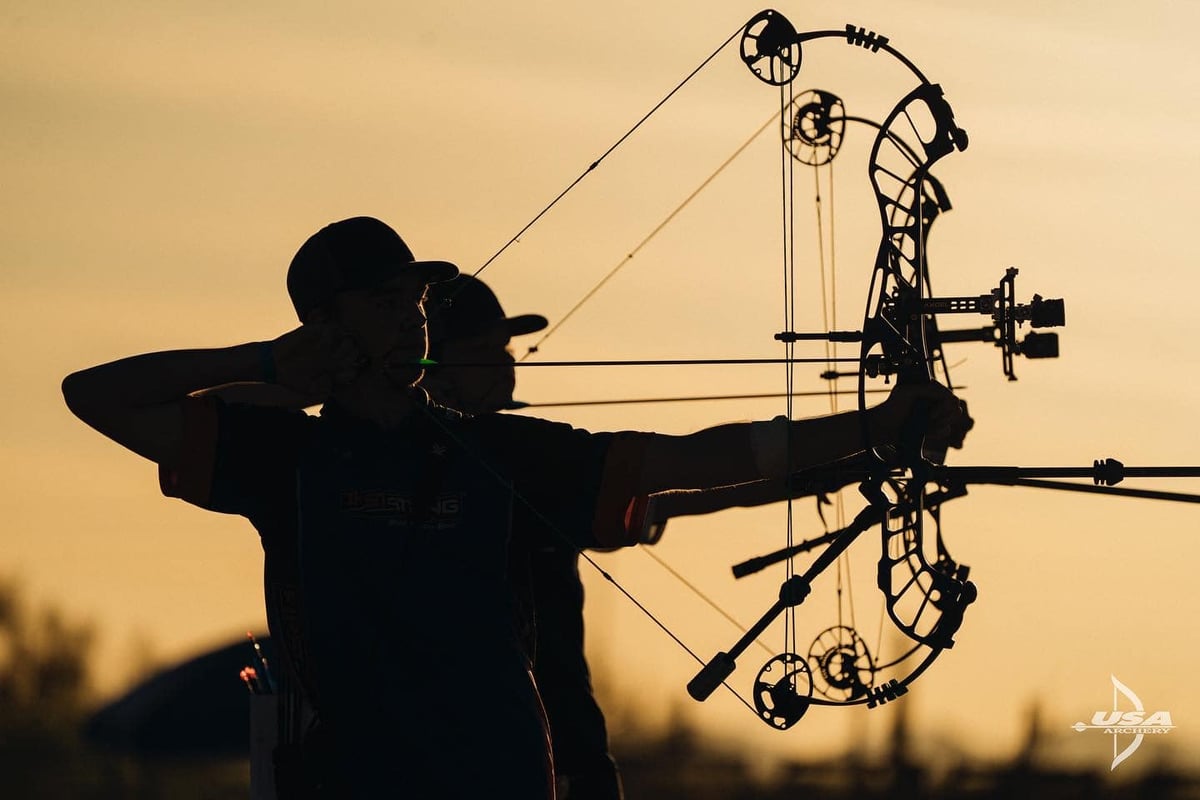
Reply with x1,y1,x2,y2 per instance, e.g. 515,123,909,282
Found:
519,109,783,361
412,402,771,716
472,23,747,282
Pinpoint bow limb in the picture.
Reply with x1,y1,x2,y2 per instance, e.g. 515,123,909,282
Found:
852,80,977,695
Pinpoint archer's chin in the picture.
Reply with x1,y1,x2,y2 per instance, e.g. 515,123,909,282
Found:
384,365,424,389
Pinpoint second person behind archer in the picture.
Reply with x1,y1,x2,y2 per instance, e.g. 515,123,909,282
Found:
422,274,624,800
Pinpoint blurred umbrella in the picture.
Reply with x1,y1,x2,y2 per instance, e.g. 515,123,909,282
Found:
84,634,277,758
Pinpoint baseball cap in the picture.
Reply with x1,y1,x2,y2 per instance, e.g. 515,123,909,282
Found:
287,216,459,321
426,274,548,346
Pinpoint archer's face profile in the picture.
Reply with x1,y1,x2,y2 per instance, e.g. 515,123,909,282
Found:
422,325,515,415
331,273,430,388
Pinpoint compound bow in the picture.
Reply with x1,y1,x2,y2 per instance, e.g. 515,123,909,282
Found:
463,8,1198,731
645,10,1062,726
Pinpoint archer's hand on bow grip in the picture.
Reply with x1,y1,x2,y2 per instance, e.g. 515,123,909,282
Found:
928,395,972,456
878,384,973,462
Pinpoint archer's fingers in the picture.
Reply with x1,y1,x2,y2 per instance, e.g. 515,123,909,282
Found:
927,398,973,450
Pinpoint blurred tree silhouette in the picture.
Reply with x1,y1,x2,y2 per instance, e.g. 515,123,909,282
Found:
0,574,1196,798
0,576,98,796
0,577,246,799
0,576,94,723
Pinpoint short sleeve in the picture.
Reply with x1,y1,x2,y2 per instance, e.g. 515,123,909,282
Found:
159,396,309,519
469,415,651,550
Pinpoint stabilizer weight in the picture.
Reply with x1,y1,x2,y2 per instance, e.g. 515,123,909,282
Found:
688,652,737,701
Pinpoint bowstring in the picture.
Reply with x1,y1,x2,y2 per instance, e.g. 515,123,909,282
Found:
413,401,766,717
828,155,857,638
809,112,856,652
638,547,774,659
780,80,799,664
464,29,840,704
471,22,746,283
422,21,797,718
519,109,782,362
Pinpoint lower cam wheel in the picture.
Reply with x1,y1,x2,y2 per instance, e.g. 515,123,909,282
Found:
808,625,876,701
752,653,813,730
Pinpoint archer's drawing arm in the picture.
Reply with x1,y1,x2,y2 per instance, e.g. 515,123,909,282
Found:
197,382,322,410
62,343,265,466
61,324,359,466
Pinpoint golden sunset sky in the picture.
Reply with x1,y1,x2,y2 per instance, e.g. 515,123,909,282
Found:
4,0,1198,774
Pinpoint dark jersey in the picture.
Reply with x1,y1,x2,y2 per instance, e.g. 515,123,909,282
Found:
531,547,623,799
161,396,647,798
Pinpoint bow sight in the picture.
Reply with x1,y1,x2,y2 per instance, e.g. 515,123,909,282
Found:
903,267,1066,381
797,266,1068,382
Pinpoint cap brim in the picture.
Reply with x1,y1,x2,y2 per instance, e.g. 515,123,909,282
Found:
504,314,549,337
414,260,459,283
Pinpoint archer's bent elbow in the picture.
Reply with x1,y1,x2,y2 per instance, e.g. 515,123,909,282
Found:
62,365,131,442
61,366,183,465
61,368,104,426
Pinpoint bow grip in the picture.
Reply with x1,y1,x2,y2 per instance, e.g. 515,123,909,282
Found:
897,396,933,465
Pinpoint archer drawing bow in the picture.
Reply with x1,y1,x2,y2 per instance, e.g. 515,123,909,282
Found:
687,9,1064,728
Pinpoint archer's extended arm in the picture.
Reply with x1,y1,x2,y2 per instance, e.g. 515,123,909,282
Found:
644,454,869,521
624,453,869,545
648,482,790,521
635,382,967,495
